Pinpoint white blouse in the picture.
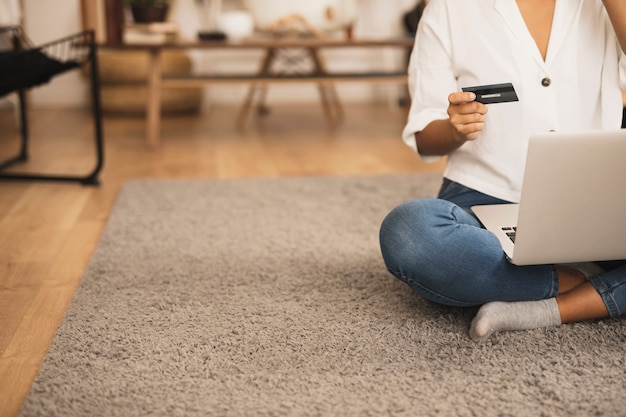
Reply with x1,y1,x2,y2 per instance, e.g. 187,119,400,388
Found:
403,0,626,202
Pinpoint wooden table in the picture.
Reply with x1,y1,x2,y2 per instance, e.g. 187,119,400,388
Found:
102,37,415,147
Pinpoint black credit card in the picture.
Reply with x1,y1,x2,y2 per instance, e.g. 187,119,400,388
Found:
462,82,519,104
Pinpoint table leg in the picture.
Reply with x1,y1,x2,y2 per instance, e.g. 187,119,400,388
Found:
146,48,162,147
310,47,343,126
237,48,275,127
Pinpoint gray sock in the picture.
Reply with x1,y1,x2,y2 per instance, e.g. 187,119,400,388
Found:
469,298,562,342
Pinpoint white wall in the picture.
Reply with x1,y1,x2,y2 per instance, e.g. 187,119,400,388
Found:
22,0,87,107
18,0,418,109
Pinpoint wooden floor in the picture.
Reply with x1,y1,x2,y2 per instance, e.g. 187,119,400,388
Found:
0,103,444,417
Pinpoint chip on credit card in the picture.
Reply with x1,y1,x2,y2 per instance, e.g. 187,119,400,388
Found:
462,83,519,104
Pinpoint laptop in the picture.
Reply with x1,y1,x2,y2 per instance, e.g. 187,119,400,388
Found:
471,129,626,266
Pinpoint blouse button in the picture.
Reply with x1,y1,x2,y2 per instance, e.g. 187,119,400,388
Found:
541,77,551,87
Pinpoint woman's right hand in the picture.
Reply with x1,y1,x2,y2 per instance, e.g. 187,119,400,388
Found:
447,91,488,143
415,91,489,156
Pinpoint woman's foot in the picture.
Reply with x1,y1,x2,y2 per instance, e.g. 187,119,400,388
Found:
469,298,561,341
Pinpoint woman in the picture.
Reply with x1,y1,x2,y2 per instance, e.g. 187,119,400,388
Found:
379,0,626,341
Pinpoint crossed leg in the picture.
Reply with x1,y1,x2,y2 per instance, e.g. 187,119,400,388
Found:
470,266,610,341
556,268,609,323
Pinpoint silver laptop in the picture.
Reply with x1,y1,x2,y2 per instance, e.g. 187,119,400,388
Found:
471,129,626,266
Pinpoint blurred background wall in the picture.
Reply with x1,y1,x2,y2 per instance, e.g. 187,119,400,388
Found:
3,0,420,109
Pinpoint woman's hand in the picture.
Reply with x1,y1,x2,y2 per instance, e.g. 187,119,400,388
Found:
415,91,489,156
447,91,488,143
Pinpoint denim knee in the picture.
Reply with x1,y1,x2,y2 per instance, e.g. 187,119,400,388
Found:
380,198,438,279
379,198,479,305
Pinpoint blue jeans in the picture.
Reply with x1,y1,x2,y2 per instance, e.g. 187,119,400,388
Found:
379,179,626,316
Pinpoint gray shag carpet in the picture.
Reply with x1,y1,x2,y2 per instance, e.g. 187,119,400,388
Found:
21,174,626,417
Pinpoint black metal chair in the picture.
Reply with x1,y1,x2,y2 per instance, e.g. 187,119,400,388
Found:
0,26,104,185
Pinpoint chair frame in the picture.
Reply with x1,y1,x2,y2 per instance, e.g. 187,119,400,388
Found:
0,26,104,185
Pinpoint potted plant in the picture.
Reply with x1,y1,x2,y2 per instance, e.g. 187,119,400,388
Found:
125,0,172,23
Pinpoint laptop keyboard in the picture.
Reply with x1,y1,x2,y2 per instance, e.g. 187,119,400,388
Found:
502,226,517,243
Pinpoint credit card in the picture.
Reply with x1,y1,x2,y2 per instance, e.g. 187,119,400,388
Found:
462,82,519,104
